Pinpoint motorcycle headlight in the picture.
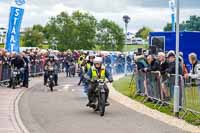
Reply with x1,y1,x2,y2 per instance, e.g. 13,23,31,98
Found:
13,72,18,75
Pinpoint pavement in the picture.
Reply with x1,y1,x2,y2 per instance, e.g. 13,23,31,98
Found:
18,74,188,133
0,88,21,133
0,76,44,133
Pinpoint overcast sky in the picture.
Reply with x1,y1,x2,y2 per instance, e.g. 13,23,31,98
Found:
1,0,200,32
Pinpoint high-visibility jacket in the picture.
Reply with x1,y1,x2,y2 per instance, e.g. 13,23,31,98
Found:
81,66,85,74
86,63,92,71
91,67,106,81
78,55,85,65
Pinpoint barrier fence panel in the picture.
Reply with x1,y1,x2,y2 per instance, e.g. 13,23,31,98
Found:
1,63,11,81
0,63,3,81
184,79,200,114
164,74,184,106
134,72,185,108
135,71,146,95
30,63,36,76
146,71,161,100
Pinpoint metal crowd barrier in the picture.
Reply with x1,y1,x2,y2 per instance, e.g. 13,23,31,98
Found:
0,58,64,87
145,71,161,102
30,60,44,77
133,71,197,115
183,79,200,117
135,71,146,95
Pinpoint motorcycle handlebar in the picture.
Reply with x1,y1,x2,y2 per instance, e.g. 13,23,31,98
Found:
89,80,110,84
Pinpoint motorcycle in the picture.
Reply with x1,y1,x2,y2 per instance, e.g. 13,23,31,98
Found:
89,80,109,117
69,63,76,77
11,68,21,89
47,66,55,92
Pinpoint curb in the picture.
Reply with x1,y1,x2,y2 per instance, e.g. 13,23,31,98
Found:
109,74,200,133
13,89,30,133
12,77,42,133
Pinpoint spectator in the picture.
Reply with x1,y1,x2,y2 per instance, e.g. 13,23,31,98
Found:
166,51,183,99
166,51,183,75
134,54,148,94
158,52,169,100
188,53,200,84
144,55,160,72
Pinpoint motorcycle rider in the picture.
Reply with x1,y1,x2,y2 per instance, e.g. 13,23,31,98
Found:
21,52,29,88
85,53,95,73
44,54,58,86
82,53,96,93
9,53,25,87
85,57,113,107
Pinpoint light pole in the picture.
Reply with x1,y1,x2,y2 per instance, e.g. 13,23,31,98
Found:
174,0,180,117
123,15,131,76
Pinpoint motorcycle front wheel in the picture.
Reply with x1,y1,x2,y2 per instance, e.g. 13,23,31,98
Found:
98,92,106,117
12,78,16,89
49,81,54,92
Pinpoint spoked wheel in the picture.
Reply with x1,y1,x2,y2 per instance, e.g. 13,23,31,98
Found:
12,79,16,89
98,93,106,117
49,81,54,92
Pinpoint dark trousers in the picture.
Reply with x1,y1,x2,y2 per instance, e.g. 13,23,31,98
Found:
23,69,29,86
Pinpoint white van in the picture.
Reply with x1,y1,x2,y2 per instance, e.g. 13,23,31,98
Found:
132,38,144,45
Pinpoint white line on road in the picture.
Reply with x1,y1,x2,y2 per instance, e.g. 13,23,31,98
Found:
57,84,73,92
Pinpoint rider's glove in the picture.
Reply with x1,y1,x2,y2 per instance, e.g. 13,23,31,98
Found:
109,80,113,83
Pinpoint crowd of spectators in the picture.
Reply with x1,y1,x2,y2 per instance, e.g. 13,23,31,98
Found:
134,48,200,103
0,48,81,83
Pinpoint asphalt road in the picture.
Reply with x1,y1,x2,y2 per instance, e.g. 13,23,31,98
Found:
19,74,187,133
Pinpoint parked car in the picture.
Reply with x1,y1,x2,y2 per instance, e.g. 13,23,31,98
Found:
132,38,144,45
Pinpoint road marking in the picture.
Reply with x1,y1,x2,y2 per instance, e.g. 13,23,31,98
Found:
57,84,73,92
0,128,15,131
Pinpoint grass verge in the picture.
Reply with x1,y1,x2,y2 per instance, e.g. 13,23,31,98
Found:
123,44,149,52
113,76,200,126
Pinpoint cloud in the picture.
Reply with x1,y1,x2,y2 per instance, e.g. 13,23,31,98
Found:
0,0,200,32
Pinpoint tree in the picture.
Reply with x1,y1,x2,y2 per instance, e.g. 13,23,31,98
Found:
163,23,185,31
45,11,97,51
22,27,44,47
46,12,76,51
184,15,200,31
21,10,125,51
163,15,200,31
32,24,44,32
96,19,125,51
136,26,153,40
163,23,173,31
71,11,97,50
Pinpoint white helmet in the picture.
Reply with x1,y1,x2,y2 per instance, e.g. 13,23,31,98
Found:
93,57,103,64
88,52,96,57
85,56,89,61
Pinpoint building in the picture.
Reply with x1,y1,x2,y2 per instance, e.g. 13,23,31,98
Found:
0,28,7,44
0,27,26,44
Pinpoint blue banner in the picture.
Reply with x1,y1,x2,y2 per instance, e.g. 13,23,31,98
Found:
171,13,175,32
6,6,24,53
